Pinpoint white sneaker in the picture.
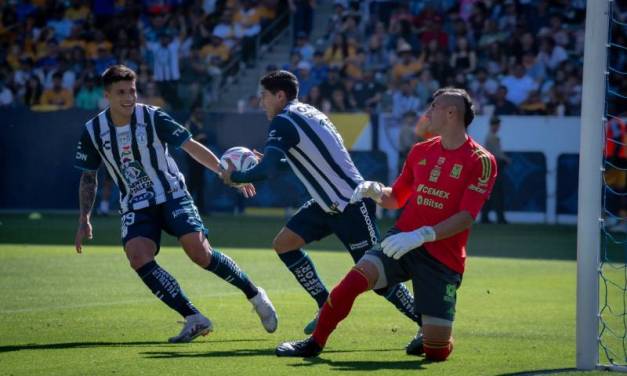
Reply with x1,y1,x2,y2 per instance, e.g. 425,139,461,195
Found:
249,287,278,333
168,313,213,343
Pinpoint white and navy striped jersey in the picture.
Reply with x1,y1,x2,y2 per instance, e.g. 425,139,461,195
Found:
74,104,192,213
265,101,363,213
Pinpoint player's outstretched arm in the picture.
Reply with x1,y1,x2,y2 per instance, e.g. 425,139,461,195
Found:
181,139,221,173
75,171,98,254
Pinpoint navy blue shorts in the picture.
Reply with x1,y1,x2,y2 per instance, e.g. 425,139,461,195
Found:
286,199,380,262
366,229,462,321
120,194,208,253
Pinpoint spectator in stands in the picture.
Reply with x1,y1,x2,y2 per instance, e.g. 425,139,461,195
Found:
415,69,440,107
296,61,317,98
450,36,476,74
469,67,498,114
500,63,537,106
319,67,344,100
212,11,240,49
85,30,112,60
23,75,43,108
391,43,423,85
481,116,510,224
75,74,103,110
310,51,329,84
421,16,448,50
147,30,185,109
491,85,518,115
329,88,353,113
519,90,548,115
40,72,73,110
65,0,90,22
289,0,315,40
304,85,323,109
392,80,420,119
536,37,568,72
483,42,507,76
283,50,303,73
351,69,386,112
324,34,347,67
364,34,389,72
94,47,116,76
295,31,315,62
141,80,167,108
200,35,231,64
0,77,14,107
397,110,420,172
234,0,262,68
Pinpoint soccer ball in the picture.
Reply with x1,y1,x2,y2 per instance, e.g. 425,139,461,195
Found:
220,146,259,172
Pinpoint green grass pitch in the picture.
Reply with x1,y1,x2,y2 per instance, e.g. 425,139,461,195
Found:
0,214,618,375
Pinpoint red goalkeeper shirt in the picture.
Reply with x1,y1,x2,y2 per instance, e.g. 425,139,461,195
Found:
392,136,497,274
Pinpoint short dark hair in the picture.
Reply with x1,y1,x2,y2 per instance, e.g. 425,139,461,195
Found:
101,64,136,89
259,70,299,101
433,87,475,128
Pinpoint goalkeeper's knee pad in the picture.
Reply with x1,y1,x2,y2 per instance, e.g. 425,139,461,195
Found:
423,339,453,361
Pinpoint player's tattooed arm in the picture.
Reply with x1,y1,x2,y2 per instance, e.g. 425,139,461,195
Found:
75,171,98,253
79,171,98,220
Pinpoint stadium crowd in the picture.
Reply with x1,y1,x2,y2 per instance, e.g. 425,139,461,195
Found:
275,0,589,117
0,0,281,111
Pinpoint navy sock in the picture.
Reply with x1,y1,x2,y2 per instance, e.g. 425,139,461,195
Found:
136,261,198,318
377,283,421,325
278,249,329,308
206,250,258,299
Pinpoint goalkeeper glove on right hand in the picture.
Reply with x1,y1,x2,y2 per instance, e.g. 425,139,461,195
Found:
350,181,384,204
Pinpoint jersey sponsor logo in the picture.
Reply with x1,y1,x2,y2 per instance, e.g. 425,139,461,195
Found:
416,184,450,199
75,151,88,161
418,158,427,166
129,191,154,204
468,184,487,194
267,129,282,142
450,164,463,179
359,202,378,245
349,240,369,250
416,195,444,210
121,161,154,196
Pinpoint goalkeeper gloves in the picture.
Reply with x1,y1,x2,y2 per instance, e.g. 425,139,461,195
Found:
381,226,436,260
350,181,384,204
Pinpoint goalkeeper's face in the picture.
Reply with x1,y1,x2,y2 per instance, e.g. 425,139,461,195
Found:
105,80,137,120
259,88,284,120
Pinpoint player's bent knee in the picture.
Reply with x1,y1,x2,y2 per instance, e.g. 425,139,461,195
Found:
125,237,157,270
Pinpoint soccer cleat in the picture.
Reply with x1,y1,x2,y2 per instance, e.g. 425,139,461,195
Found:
405,332,424,356
168,313,213,343
275,337,323,357
303,311,319,335
249,287,278,333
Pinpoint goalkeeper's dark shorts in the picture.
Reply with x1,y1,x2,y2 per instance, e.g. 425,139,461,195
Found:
120,194,208,254
286,198,380,262
365,228,462,322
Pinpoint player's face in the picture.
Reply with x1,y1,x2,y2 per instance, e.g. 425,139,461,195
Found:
259,88,282,120
105,80,137,120
424,97,446,134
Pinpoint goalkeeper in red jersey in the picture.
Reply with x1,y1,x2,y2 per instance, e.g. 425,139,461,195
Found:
275,87,497,361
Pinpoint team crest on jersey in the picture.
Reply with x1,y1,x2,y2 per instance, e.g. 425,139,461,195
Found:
450,164,463,179
437,157,446,165
136,125,148,145
429,165,441,183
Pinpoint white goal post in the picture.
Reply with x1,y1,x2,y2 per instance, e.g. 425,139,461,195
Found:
576,0,609,371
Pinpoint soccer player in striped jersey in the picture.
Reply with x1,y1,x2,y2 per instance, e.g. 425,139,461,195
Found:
73,65,277,343
220,70,419,334
276,88,497,361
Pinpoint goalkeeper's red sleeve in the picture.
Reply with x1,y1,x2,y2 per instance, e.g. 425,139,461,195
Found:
312,268,370,347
